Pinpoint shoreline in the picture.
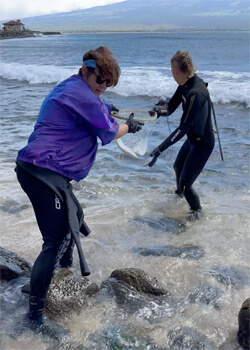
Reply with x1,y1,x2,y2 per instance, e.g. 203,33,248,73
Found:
0,30,61,40
61,29,250,34
1,28,248,40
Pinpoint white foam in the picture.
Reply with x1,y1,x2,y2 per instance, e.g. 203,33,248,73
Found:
0,62,75,85
1,63,249,106
199,70,250,106
113,67,250,107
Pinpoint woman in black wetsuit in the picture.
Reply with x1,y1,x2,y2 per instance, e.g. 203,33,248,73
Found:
149,51,215,221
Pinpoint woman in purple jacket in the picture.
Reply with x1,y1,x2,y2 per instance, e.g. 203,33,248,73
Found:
15,46,142,338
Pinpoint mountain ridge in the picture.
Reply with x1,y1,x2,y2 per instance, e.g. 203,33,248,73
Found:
1,0,249,32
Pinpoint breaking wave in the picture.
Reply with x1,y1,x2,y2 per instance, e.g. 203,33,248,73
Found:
1,62,249,107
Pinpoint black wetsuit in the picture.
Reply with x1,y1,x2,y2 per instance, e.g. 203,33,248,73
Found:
15,160,90,303
159,74,215,211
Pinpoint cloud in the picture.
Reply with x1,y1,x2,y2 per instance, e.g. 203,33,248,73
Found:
231,1,242,5
0,0,125,21
193,9,246,16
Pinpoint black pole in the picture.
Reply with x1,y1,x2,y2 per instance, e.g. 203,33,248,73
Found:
211,100,224,161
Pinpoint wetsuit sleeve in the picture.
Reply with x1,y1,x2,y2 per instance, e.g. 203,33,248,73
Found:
158,123,191,152
165,86,183,116
158,93,198,152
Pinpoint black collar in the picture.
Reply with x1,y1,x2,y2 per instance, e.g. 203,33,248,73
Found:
183,74,196,88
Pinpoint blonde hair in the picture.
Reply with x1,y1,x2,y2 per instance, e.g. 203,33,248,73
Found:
79,46,120,87
171,51,195,76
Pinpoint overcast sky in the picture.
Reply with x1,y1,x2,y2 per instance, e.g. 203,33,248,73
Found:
0,0,125,21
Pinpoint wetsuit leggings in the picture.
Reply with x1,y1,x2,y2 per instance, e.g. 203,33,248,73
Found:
16,165,72,301
173,139,214,211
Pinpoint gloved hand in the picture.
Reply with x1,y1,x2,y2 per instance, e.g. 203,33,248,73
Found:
126,113,144,134
153,106,165,118
148,146,161,167
149,96,170,118
111,104,119,112
155,96,167,106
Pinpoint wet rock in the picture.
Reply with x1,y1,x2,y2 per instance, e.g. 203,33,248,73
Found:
188,284,224,309
0,246,32,281
133,244,205,260
110,268,169,296
0,30,34,40
237,298,250,350
98,277,155,313
99,276,179,321
46,269,99,320
0,199,29,214
168,327,215,350
133,214,185,234
98,268,171,316
209,264,250,289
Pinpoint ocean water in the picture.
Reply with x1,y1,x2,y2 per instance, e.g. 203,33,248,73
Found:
0,32,249,349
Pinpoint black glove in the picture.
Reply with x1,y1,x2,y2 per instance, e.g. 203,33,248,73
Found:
151,96,170,118
148,146,161,167
126,113,144,134
111,104,119,112
156,96,168,106
154,106,165,118
149,106,166,118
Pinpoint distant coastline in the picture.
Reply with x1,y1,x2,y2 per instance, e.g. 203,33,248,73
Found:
0,30,61,40
59,27,249,34
0,27,248,40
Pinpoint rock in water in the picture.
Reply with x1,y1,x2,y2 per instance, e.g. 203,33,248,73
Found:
237,298,250,350
188,284,224,309
46,269,99,320
110,268,169,296
209,264,250,289
133,214,185,235
0,246,32,281
98,268,172,317
134,244,204,260
168,327,215,350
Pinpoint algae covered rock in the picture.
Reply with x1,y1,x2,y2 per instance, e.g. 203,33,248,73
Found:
46,269,99,320
98,268,172,319
110,268,169,296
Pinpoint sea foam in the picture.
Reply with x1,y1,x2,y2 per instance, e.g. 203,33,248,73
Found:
0,62,75,85
1,63,249,107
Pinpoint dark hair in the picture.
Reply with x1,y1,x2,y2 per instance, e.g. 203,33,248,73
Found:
78,46,120,87
171,51,195,76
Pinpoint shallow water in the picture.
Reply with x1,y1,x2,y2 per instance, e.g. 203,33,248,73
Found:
0,32,249,349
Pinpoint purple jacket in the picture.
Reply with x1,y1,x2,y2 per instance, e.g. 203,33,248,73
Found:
17,75,119,181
